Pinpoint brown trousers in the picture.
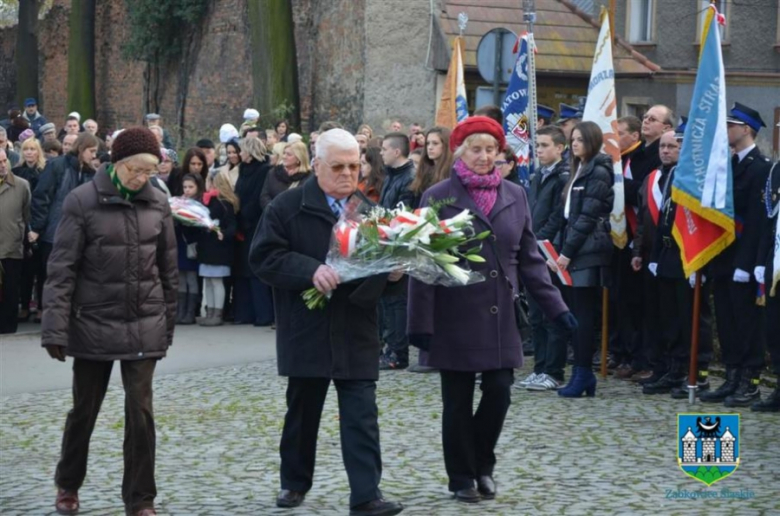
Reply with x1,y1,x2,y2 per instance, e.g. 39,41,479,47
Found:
55,358,157,513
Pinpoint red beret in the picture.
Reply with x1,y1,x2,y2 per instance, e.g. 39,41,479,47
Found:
449,116,506,152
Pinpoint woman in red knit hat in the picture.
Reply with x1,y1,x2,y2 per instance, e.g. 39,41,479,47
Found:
407,116,576,504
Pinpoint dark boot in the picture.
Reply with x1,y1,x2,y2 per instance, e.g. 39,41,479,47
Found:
176,292,187,324
201,308,224,327
558,366,596,398
181,293,198,325
643,365,686,395
724,369,762,407
638,369,666,386
670,370,710,399
751,384,780,412
700,367,741,403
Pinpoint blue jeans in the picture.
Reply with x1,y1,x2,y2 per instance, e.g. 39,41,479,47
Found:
379,294,408,360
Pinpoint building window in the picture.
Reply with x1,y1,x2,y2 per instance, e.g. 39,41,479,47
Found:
627,0,655,43
621,97,653,120
697,0,730,42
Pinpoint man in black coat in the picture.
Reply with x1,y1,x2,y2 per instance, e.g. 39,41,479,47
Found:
377,132,415,369
752,156,779,412
701,103,771,407
610,108,673,376
520,125,571,390
251,128,404,516
639,131,714,397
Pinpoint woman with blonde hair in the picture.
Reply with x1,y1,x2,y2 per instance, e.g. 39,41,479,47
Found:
13,137,47,321
270,141,287,167
234,136,274,326
357,123,373,139
260,141,311,209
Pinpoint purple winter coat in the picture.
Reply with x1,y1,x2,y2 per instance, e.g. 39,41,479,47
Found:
407,172,568,372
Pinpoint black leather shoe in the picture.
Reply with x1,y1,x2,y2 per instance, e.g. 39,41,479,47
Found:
724,372,762,407
349,498,404,516
751,385,780,412
477,475,496,499
642,371,686,395
276,489,305,508
453,487,481,503
670,379,710,399
700,367,741,403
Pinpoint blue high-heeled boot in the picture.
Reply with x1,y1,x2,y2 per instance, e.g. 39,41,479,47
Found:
558,366,597,398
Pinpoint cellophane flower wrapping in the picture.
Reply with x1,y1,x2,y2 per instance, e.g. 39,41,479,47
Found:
168,197,220,232
302,196,490,309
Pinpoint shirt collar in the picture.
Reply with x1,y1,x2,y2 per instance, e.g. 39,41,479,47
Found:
736,144,756,163
621,140,642,156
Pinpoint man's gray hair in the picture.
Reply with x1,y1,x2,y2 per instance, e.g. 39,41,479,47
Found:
315,128,358,160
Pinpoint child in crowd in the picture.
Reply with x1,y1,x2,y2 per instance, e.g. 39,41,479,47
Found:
196,173,239,326
176,174,204,324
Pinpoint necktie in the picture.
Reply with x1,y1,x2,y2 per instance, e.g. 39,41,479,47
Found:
331,199,342,217
731,154,739,170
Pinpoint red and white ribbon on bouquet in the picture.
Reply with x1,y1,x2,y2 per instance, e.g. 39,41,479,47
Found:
335,222,359,257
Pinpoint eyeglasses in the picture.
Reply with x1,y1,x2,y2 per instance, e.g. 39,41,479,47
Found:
323,160,360,174
495,160,508,166
122,164,156,178
643,115,664,124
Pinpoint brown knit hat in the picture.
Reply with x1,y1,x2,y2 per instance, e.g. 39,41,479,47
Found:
111,127,164,163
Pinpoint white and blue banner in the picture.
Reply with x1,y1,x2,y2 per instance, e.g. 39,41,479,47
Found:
502,34,531,189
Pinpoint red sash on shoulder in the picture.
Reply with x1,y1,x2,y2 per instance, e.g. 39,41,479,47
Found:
647,169,662,226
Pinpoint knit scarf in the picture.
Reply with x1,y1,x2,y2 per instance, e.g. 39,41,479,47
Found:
453,158,502,216
109,164,141,200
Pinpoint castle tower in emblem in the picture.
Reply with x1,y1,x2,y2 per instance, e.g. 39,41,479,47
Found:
682,428,697,462
720,428,735,462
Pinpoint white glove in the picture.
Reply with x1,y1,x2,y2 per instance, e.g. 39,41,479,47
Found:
689,272,707,288
648,262,658,277
754,266,766,284
733,268,750,283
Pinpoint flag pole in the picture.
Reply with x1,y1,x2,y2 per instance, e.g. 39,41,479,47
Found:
600,287,609,378
687,272,703,403
524,0,538,170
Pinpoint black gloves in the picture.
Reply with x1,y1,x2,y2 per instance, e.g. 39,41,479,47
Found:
408,334,432,352
554,311,578,333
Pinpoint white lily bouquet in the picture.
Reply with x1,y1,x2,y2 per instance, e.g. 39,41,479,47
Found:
302,197,490,309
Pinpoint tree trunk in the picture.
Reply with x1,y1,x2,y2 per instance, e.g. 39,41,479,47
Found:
16,0,39,107
67,0,97,119
248,0,300,129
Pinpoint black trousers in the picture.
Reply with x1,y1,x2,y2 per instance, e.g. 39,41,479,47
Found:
0,258,22,334
713,277,766,368
642,270,664,373
280,377,383,508
440,369,514,492
19,244,43,313
657,277,714,371
609,248,645,368
56,358,157,513
765,292,780,375
529,274,568,380
564,286,600,368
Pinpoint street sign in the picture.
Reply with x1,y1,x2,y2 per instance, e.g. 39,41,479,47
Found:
476,28,518,85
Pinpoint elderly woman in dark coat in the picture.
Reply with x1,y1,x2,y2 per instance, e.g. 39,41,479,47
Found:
41,127,177,516
407,117,575,504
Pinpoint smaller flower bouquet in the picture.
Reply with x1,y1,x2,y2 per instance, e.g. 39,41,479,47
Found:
169,197,220,232
302,197,490,309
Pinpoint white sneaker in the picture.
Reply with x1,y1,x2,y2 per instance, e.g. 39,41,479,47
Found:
515,372,539,389
526,373,562,391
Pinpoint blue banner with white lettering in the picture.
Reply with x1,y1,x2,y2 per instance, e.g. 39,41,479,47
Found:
501,35,531,189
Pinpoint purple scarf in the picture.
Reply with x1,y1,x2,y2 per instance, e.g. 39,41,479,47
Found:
454,158,502,215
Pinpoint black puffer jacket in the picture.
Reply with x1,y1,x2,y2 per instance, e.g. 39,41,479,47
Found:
196,194,237,267
561,153,614,271
31,155,96,243
529,159,570,244
13,163,44,196
379,160,414,209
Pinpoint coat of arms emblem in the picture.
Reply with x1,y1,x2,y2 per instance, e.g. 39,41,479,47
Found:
678,414,740,486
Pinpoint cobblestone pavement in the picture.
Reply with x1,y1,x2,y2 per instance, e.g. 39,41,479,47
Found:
1,352,778,516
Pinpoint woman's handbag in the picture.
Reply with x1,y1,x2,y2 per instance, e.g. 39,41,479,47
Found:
488,239,531,332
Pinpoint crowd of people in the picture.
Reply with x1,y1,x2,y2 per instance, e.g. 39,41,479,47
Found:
0,94,778,515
